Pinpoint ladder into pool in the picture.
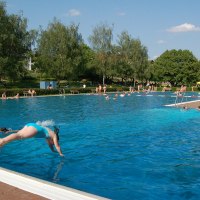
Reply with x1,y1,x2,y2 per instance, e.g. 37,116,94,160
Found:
175,92,187,106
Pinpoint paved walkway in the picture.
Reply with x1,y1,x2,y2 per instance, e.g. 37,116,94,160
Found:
0,182,47,200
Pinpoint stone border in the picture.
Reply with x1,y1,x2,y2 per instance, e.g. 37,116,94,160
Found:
0,167,109,200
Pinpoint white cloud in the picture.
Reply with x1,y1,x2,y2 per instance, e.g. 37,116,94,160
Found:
157,40,166,44
153,55,159,60
117,12,126,16
167,23,200,33
67,9,81,17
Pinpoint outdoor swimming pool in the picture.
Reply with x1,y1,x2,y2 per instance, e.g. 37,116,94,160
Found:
1,92,200,200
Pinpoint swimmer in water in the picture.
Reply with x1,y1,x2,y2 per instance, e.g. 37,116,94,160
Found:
0,128,10,133
0,123,64,157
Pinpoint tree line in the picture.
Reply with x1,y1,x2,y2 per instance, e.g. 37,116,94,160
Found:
1,1,200,87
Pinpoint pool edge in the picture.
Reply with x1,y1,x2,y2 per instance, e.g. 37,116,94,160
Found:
165,99,200,108
0,167,109,200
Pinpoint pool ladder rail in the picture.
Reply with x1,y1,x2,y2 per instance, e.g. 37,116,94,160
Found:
174,92,187,107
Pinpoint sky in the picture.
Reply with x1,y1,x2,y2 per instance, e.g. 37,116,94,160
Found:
3,0,200,60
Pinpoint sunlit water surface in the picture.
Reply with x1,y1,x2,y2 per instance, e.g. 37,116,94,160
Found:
1,92,200,200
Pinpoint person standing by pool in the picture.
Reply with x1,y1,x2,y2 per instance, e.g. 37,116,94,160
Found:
1,92,7,99
0,123,64,156
103,84,107,94
180,85,187,93
98,84,102,93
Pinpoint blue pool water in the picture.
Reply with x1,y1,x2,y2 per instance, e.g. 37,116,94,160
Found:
1,92,200,200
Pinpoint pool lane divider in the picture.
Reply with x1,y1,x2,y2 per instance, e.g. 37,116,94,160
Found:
0,167,109,200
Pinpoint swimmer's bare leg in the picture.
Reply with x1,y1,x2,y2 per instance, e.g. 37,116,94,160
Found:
0,126,38,147
0,139,3,147
0,133,22,147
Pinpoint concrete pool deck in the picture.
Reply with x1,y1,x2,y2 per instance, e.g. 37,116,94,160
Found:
165,99,200,109
0,167,109,200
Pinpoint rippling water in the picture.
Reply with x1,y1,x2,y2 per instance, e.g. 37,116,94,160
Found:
1,92,200,200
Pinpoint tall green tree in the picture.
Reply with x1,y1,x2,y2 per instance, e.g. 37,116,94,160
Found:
116,31,148,84
152,49,200,86
37,19,84,80
115,32,133,83
89,23,113,85
80,44,98,81
0,1,33,80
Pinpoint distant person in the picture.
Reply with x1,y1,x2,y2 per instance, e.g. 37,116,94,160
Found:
105,95,109,100
59,88,65,95
1,92,6,99
98,84,102,93
197,106,200,111
0,123,64,156
31,89,36,96
180,85,186,93
0,128,10,133
28,89,32,96
182,106,189,110
192,86,194,92
28,89,36,97
13,93,20,99
8,93,20,99
103,85,107,94
47,84,53,89
138,84,142,92
176,91,183,97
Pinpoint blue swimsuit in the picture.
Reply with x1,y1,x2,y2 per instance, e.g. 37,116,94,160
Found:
26,123,49,138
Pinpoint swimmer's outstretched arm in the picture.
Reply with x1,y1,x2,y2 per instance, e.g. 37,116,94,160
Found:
52,137,64,157
46,139,64,157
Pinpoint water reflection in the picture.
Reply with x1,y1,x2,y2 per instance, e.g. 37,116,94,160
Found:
45,157,66,183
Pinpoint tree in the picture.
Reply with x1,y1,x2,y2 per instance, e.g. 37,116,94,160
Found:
37,19,84,81
89,23,113,85
152,49,199,86
116,31,149,85
80,44,99,81
0,1,33,80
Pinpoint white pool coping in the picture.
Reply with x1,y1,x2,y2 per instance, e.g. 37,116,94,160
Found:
0,167,109,200
165,99,200,107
